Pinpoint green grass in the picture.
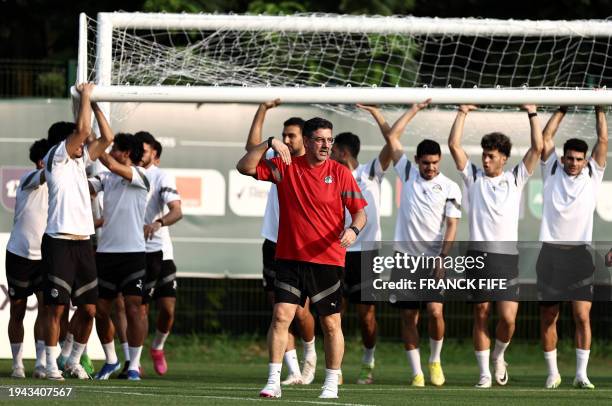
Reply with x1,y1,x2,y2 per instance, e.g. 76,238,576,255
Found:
1,336,611,405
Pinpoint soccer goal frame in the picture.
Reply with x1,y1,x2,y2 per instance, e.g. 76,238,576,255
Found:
75,12,612,105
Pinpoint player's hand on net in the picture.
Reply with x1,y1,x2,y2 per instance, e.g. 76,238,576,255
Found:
271,138,291,165
458,104,478,114
262,98,281,109
413,98,432,111
76,82,95,97
520,104,537,114
339,228,357,248
356,104,380,113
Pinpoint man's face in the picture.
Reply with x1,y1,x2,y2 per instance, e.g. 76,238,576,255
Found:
481,148,507,177
110,144,130,165
140,142,155,167
562,150,587,176
305,128,333,163
330,144,348,167
282,125,304,156
416,154,441,180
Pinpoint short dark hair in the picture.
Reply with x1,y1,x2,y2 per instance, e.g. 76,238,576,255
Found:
283,117,305,130
113,133,144,164
29,138,50,164
416,139,441,158
47,121,76,146
481,132,512,157
334,132,360,158
134,131,156,148
563,138,589,156
153,140,163,159
303,117,333,138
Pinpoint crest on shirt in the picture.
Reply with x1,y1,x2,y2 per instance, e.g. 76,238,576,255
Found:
324,176,334,184
432,184,443,193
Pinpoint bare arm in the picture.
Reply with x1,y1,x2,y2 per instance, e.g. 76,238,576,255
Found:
541,107,567,161
99,153,133,181
592,106,608,167
357,104,393,170
441,217,458,257
387,99,432,165
236,138,290,177
245,99,280,151
66,83,94,158
144,200,183,241
521,105,544,174
339,209,367,248
88,102,115,161
448,105,476,171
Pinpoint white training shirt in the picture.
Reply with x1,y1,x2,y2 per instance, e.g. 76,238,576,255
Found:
6,170,48,260
44,140,95,237
539,152,606,244
89,166,150,253
260,149,279,242
461,159,530,254
345,158,385,252
160,204,174,261
394,155,462,256
144,166,181,253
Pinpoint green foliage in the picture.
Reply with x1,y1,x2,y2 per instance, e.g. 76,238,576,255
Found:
247,0,307,14
143,0,242,13
35,71,65,97
339,0,416,15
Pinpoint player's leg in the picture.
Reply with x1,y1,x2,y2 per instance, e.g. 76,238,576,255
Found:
295,300,317,384
401,307,424,386
356,303,376,384
540,302,561,388
44,304,66,380
282,323,302,384
125,294,146,380
8,297,27,378
33,292,47,378
427,302,445,386
473,301,492,388
151,259,177,376
112,294,131,378
492,300,518,386
572,300,594,388
318,312,343,399
94,297,122,379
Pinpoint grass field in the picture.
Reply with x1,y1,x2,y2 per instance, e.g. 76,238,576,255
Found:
0,336,611,405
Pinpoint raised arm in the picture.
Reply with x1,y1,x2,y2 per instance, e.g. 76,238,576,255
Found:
66,83,94,158
448,105,476,171
592,106,608,167
357,104,393,170
99,153,133,181
245,99,280,151
386,99,432,165
88,102,115,160
521,105,544,174
236,138,291,177
541,106,567,161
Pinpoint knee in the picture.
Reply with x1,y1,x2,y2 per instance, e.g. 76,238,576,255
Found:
574,312,590,329
429,307,443,321
272,308,294,328
541,309,558,326
10,302,27,321
474,305,489,323
499,315,515,330
320,316,341,337
80,305,97,319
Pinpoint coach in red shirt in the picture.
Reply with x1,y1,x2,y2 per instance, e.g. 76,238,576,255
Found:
237,117,367,399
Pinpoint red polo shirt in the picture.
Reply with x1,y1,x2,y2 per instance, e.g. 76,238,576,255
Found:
256,155,367,267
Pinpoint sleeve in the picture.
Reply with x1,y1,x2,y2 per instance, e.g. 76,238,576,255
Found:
340,167,367,215
159,172,181,204
460,159,480,188
88,171,107,194
255,157,286,184
82,144,93,166
588,156,606,196
20,170,43,191
445,182,463,218
44,140,69,172
540,151,559,183
393,154,412,182
367,158,385,182
511,160,531,189
131,166,150,191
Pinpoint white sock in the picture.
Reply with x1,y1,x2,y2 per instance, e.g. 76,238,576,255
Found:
284,349,301,376
492,339,510,362
267,363,282,386
128,346,143,371
406,349,422,377
60,333,73,358
323,368,341,389
67,341,86,367
475,350,491,378
45,346,59,372
303,338,316,360
102,341,118,364
575,348,590,381
362,346,375,366
122,342,130,362
429,338,443,363
10,343,24,369
35,340,46,368
82,345,88,356
152,330,169,351
544,349,559,377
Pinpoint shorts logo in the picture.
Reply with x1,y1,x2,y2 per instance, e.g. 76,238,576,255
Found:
51,288,59,298
172,280,177,290
136,279,143,290
8,287,15,297
324,176,333,184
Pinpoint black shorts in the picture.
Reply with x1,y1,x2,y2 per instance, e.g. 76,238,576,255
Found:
275,260,343,316
5,250,43,300
342,250,378,305
536,243,594,303
262,239,277,292
152,260,177,300
41,234,98,306
143,251,163,304
465,250,519,303
96,252,146,299
389,252,444,309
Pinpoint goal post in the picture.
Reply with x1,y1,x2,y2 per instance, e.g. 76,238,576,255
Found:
75,12,612,105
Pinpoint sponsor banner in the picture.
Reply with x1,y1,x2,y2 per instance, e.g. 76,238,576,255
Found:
165,168,226,216
228,170,272,217
1,167,30,212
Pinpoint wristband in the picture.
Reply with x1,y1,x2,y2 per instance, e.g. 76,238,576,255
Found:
267,137,274,149
528,112,538,118
155,219,164,227
349,226,361,236
558,107,568,113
